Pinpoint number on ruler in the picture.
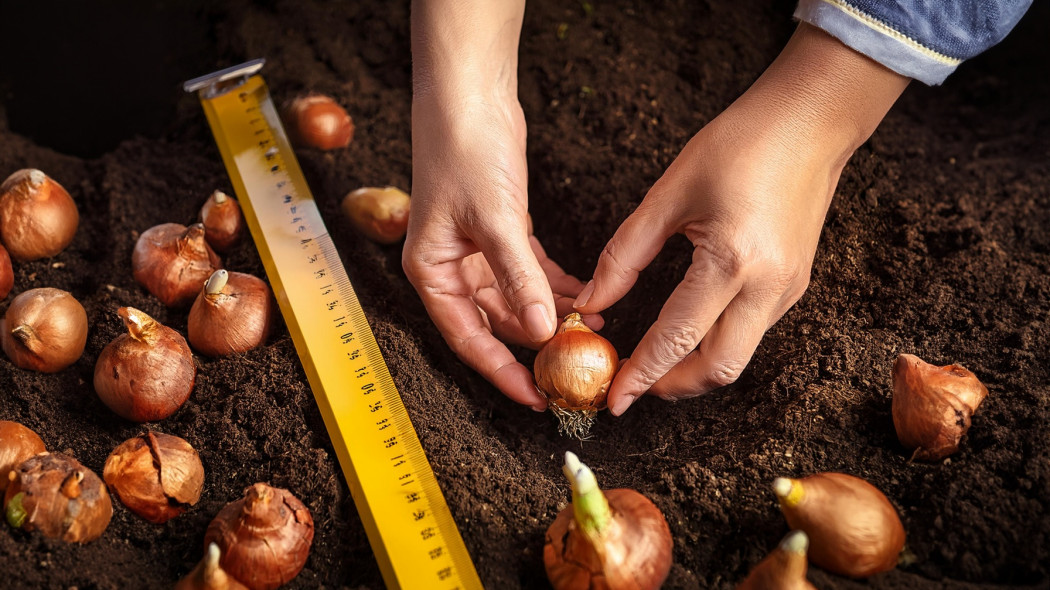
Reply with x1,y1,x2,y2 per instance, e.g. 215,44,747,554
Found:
369,401,382,413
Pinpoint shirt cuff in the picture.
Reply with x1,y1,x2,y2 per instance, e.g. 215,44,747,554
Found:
794,0,963,86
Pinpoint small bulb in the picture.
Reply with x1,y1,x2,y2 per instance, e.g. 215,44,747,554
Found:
341,186,410,244
284,94,354,150
0,169,79,261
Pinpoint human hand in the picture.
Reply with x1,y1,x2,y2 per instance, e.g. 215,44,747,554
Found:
574,24,909,414
405,91,601,409
406,0,600,408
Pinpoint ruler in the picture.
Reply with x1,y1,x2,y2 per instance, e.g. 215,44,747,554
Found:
185,60,482,590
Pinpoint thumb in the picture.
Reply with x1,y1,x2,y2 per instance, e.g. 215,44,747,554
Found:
471,221,558,343
574,199,675,313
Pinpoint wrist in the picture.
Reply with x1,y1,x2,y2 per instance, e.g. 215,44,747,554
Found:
411,0,524,104
732,22,909,168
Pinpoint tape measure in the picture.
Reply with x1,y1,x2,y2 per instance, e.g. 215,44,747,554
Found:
185,59,482,590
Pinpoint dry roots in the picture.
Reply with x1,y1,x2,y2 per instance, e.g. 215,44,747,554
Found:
549,405,597,440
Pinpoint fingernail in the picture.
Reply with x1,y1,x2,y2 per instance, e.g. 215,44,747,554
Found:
574,280,595,309
532,387,548,412
609,393,637,416
523,304,554,342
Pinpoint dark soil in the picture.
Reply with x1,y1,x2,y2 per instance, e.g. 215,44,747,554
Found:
1,1,1048,588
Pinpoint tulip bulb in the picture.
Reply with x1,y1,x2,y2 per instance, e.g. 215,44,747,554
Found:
103,432,204,523
204,483,314,590
176,543,250,590
4,453,112,543
1,287,88,372
132,223,222,307
188,270,275,357
284,94,354,150
200,190,245,252
93,307,196,422
0,243,12,300
534,313,619,439
0,168,79,261
341,186,410,244
544,452,672,590
892,354,989,462
737,531,816,590
0,420,46,492
773,473,904,578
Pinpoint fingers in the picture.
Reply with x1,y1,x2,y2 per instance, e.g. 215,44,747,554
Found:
469,222,557,344
418,285,547,410
645,295,770,401
605,247,745,414
573,199,676,314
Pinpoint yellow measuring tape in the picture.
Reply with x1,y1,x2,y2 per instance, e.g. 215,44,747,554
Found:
185,59,482,590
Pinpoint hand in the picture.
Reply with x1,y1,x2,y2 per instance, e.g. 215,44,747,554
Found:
407,0,604,407
574,24,909,414
405,91,600,409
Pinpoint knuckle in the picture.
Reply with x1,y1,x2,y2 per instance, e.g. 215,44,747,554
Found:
655,323,702,360
498,265,535,302
703,359,746,389
598,241,636,282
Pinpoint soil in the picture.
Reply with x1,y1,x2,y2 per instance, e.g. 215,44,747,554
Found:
1,0,1048,588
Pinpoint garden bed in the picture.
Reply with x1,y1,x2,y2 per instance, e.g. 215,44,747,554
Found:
0,0,1047,588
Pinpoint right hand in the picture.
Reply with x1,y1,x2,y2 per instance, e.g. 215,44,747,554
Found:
404,88,600,409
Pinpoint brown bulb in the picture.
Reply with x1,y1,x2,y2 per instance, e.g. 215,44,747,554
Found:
93,307,195,422
773,473,905,578
132,223,222,307
341,186,410,244
737,531,816,590
534,313,619,439
545,452,672,590
0,243,12,299
1,287,88,372
0,168,79,261
200,190,245,252
103,432,204,523
284,94,354,150
188,270,275,357
176,543,250,590
892,353,989,462
204,483,314,590
0,420,46,492
3,452,112,543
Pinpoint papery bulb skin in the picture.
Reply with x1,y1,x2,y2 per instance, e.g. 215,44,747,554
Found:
204,483,315,590
103,432,204,523
892,354,989,462
534,313,619,439
1,287,88,372
188,270,275,357
341,186,410,244
0,243,13,299
132,223,222,307
0,169,79,261
544,452,672,590
0,420,46,492
773,473,905,578
176,543,251,590
3,453,112,543
737,531,817,590
284,94,354,150
93,307,195,422
200,191,245,252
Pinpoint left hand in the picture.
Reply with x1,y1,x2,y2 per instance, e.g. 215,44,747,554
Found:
574,23,909,414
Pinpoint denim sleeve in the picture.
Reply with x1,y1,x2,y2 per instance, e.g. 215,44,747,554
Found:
794,0,1033,85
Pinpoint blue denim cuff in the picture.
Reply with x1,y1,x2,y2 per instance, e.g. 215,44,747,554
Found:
795,0,961,85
